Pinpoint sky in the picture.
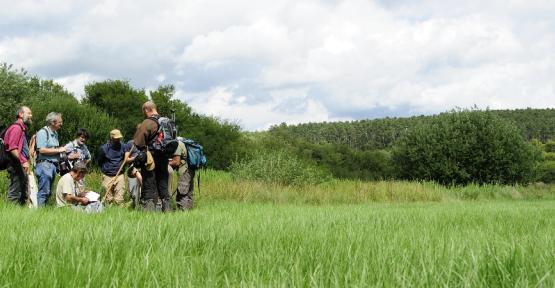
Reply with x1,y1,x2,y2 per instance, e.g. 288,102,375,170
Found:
1,0,554,131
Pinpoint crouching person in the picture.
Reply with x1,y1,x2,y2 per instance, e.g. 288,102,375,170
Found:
55,162,103,213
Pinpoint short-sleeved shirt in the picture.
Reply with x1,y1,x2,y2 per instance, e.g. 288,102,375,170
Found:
65,140,91,166
173,141,188,174
56,173,79,207
36,126,60,163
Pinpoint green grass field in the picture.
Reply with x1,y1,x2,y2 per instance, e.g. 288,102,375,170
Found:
1,171,555,287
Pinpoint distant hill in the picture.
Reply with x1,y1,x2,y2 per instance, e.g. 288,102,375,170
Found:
268,108,555,150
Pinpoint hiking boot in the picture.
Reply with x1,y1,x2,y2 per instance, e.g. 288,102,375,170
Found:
161,199,173,212
143,199,157,212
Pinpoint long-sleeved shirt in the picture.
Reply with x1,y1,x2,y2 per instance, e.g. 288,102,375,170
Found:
97,142,126,176
133,116,159,150
3,119,28,164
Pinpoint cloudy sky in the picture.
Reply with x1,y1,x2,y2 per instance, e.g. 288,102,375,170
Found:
1,0,554,130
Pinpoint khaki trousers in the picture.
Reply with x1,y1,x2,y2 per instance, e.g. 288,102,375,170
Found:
102,174,125,205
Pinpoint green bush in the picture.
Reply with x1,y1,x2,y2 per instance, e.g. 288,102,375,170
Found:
230,150,333,186
544,152,555,161
392,109,541,185
536,161,555,183
29,96,121,157
545,141,555,152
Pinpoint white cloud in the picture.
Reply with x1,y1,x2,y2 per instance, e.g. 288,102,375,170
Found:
1,0,555,130
54,73,103,99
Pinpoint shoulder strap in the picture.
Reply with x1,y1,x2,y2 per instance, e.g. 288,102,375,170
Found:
146,115,161,145
37,127,49,141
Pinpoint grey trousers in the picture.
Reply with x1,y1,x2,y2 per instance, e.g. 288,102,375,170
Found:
7,159,28,205
176,168,195,210
128,177,141,202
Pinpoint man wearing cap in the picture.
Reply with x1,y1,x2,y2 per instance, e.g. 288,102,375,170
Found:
97,129,130,206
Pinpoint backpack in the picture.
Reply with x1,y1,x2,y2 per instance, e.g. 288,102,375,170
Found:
0,123,18,170
0,136,10,170
148,115,178,156
181,138,207,169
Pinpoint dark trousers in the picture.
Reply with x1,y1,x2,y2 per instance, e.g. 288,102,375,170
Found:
141,151,170,203
7,158,28,205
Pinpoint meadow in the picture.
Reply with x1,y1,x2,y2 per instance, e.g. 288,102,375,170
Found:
1,170,555,287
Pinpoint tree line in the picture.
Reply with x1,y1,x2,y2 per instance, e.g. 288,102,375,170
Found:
0,63,247,170
269,108,555,151
2,62,553,185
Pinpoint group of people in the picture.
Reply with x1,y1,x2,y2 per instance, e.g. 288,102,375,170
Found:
2,101,195,212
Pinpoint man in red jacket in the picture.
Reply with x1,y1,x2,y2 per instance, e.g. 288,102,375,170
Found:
3,106,33,205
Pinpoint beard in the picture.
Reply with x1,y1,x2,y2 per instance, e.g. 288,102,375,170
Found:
23,117,32,126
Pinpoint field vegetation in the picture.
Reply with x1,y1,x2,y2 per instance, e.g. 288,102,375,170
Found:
1,170,555,287
2,62,555,286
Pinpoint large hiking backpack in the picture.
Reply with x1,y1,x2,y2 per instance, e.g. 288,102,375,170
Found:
181,138,207,170
149,115,178,156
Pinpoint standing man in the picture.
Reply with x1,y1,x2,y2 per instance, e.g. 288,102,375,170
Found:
97,129,129,206
2,106,32,205
169,138,195,210
35,112,65,206
133,101,171,212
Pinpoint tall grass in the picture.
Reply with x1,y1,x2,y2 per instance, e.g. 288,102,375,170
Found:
2,170,555,206
201,169,555,204
1,201,554,286
230,150,333,186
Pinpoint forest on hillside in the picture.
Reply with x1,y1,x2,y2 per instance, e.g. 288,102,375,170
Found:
269,109,555,151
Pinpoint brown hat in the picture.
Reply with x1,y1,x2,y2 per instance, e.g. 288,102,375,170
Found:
110,129,123,139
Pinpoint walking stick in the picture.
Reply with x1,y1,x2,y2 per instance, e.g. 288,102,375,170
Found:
101,144,134,204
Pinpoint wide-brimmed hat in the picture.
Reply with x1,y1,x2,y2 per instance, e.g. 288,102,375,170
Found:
110,129,123,139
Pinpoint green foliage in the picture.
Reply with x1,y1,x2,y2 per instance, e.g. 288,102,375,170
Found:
545,140,555,152
2,200,555,286
0,64,31,128
29,96,120,156
268,109,555,151
392,109,541,185
83,80,148,139
544,152,555,161
143,85,249,170
230,150,333,186
536,161,555,183
252,129,394,180
1,64,247,170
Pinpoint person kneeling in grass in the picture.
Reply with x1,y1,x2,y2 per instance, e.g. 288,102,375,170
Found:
55,162,103,213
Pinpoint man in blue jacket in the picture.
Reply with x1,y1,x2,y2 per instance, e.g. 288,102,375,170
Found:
97,129,131,206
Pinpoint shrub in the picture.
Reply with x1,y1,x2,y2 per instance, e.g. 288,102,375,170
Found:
545,141,555,152
392,109,541,185
536,161,555,183
230,150,333,186
544,152,555,161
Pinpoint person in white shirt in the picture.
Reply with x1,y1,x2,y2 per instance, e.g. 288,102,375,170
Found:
56,162,103,213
